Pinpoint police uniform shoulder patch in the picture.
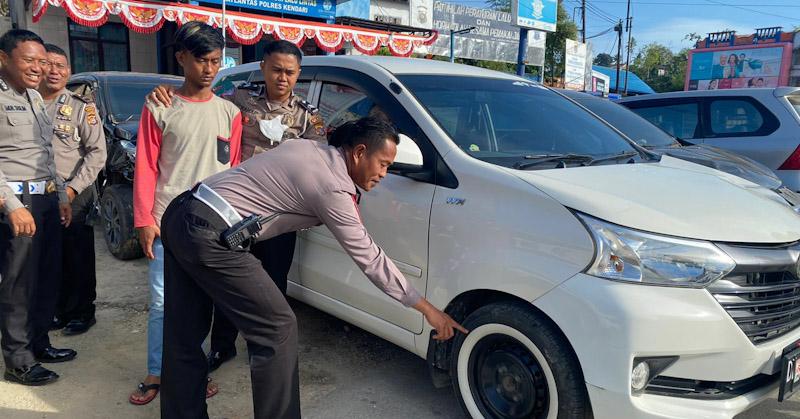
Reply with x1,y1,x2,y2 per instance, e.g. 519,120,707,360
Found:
0,79,8,92
70,92,92,104
84,103,98,125
310,113,325,137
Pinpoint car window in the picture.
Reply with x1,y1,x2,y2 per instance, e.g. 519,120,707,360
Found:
628,103,699,140
318,83,388,129
786,95,800,120
709,99,764,135
573,97,678,148
399,75,637,168
105,79,183,123
212,71,251,96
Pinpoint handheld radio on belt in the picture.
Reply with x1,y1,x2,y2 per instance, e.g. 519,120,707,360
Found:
222,213,278,250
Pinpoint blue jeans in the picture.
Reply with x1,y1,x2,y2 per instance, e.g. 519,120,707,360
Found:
147,238,164,377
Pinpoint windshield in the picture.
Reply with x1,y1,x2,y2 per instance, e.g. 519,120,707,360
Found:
399,76,639,168
571,96,679,148
105,79,183,123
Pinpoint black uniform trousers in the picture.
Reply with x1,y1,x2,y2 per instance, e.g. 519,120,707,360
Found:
0,193,62,369
209,231,296,354
58,187,97,322
161,192,300,419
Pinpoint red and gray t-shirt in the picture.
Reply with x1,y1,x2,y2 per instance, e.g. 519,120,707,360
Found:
134,94,242,228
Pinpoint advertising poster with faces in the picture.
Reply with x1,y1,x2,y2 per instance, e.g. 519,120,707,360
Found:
687,46,784,91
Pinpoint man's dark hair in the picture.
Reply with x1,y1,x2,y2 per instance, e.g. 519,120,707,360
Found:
263,40,303,63
328,117,399,153
44,44,67,58
0,29,44,55
174,22,224,57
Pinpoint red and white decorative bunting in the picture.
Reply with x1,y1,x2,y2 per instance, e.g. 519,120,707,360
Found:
33,0,438,56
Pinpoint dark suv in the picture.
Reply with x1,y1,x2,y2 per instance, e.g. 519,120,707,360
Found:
68,72,183,260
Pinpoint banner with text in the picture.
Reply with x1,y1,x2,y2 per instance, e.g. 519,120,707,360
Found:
203,0,336,20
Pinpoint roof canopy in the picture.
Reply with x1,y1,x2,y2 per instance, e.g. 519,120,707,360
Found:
592,66,656,95
32,0,438,57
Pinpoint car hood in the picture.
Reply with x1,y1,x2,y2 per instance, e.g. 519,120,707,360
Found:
512,156,800,243
113,121,139,140
652,144,782,190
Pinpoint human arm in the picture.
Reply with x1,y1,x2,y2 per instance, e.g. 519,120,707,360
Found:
147,85,176,107
230,112,243,167
67,101,107,196
133,106,162,259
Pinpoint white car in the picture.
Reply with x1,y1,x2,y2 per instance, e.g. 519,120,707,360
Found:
214,57,800,419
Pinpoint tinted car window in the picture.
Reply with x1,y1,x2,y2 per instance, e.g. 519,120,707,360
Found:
709,99,764,135
400,76,638,168
573,97,678,148
628,103,699,140
105,79,183,123
212,71,251,97
318,83,387,128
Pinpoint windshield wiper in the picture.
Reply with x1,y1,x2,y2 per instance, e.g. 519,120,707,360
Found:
586,151,639,166
514,153,595,170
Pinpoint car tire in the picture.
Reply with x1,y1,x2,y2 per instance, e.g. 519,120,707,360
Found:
450,302,591,419
101,184,143,260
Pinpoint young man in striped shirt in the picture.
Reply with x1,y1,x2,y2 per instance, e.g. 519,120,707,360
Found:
128,22,242,406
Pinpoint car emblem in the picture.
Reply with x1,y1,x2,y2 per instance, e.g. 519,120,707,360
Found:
446,197,466,206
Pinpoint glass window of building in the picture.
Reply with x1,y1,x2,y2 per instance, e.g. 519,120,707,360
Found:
69,21,131,73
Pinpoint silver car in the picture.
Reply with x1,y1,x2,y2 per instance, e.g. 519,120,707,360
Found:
619,88,800,191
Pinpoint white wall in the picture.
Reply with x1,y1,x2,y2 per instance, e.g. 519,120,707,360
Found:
370,0,410,25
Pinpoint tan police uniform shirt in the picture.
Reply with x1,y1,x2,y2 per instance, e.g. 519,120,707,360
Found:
0,77,67,213
226,84,326,160
45,89,107,195
203,139,422,308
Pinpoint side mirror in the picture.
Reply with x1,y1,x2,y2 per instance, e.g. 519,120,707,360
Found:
393,134,423,168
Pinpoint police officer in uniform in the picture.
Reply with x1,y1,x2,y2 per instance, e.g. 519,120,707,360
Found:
39,44,106,336
0,30,74,386
150,40,327,371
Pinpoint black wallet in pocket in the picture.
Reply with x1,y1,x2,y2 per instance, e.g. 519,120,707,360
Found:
217,136,231,165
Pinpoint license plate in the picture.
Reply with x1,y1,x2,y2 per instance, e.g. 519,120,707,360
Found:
778,344,800,402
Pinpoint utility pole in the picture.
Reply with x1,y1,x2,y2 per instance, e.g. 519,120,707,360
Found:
450,27,476,63
581,0,586,43
614,19,623,93
623,0,633,94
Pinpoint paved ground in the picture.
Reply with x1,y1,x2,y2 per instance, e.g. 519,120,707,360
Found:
0,228,797,418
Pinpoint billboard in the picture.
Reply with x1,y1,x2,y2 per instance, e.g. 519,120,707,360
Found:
512,0,557,32
564,39,587,90
685,44,793,91
426,1,546,65
410,0,434,30
203,0,336,20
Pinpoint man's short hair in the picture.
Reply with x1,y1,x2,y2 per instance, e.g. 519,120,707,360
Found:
44,44,68,59
263,40,303,64
174,22,224,57
328,117,399,153
0,29,44,55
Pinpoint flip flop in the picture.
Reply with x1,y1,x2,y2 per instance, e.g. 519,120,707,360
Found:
129,382,160,405
206,377,219,399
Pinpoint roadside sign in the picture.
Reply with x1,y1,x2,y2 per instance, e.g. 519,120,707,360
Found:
511,0,558,32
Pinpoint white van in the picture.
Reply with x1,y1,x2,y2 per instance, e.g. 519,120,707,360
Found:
214,56,800,419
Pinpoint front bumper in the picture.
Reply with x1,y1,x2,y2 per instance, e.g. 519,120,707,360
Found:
534,273,800,419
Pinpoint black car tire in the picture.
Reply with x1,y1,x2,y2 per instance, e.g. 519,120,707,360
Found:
450,302,591,419
101,184,143,260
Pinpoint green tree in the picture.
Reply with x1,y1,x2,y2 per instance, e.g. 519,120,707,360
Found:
628,42,690,93
593,53,614,67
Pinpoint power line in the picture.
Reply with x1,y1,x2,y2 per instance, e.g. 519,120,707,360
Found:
586,1,620,21
702,0,800,20
590,0,800,5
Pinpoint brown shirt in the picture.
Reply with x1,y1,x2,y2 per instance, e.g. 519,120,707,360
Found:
202,139,422,307
45,89,106,195
225,85,326,160
0,77,67,213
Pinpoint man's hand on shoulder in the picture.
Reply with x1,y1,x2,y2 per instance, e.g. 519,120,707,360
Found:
148,85,176,107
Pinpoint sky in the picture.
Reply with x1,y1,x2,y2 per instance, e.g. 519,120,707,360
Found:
452,0,800,55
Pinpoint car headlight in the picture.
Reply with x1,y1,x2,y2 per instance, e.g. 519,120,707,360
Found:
120,140,136,159
576,213,735,287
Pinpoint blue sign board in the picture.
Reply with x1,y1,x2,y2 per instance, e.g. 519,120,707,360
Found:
203,0,336,20
512,0,557,32
336,0,369,20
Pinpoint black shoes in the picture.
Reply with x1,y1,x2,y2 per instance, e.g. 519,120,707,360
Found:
35,346,77,363
207,349,237,372
63,317,96,336
50,316,68,331
4,363,59,386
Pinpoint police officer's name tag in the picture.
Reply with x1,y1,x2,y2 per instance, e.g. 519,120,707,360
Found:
4,105,27,112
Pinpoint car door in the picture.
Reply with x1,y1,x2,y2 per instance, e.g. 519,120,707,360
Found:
698,96,783,170
292,67,436,334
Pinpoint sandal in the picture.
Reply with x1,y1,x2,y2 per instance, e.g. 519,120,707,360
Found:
206,377,219,399
129,382,160,405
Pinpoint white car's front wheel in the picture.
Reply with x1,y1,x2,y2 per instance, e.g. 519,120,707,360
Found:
450,302,591,419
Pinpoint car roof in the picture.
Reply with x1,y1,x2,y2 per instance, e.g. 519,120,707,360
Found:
70,71,184,83
619,87,800,102
218,55,524,81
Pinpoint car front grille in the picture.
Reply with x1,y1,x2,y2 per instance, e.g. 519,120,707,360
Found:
709,244,800,344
